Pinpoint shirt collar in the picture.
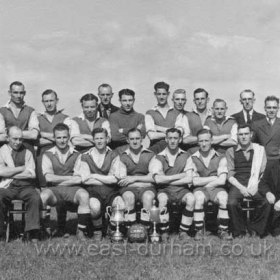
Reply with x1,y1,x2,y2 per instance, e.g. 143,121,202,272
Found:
192,107,212,116
235,143,254,152
192,148,219,159
77,112,101,121
152,105,174,112
242,109,253,116
85,146,111,155
5,101,26,109
42,109,65,117
158,147,186,157
122,147,151,156
210,115,234,122
49,146,77,155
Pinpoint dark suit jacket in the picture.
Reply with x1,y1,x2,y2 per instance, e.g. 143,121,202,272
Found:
231,110,265,125
252,117,280,160
97,103,119,119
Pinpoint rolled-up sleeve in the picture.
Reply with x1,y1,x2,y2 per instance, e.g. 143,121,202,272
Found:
217,157,228,176
0,113,6,134
109,156,127,178
75,159,91,182
24,150,36,177
101,119,112,140
145,113,155,133
150,158,164,175
28,111,40,131
42,154,54,176
225,148,235,178
175,114,190,137
230,122,238,142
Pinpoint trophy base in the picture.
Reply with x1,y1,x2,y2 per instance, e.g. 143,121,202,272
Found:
111,232,124,243
150,234,160,243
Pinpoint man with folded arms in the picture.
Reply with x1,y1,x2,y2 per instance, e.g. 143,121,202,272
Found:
152,128,195,242
0,126,40,241
118,128,156,229
77,127,124,241
186,128,231,241
40,123,90,240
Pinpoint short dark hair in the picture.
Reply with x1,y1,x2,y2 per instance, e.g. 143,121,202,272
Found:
265,95,279,105
213,98,227,107
197,128,213,138
98,83,112,93
118,89,135,99
166,127,182,137
154,81,170,92
193,88,209,98
42,89,58,100
53,123,69,134
92,127,108,138
9,81,24,91
240,89,255,99
127,128,142,138
80,93,98,104
237,123,252,132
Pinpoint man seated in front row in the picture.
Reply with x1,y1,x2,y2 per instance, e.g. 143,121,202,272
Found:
77,128,124,241
40,123,91,240
0,126,41,241
186,128,232,241
152,128,195,242
226,124,270,238
118,128,156,229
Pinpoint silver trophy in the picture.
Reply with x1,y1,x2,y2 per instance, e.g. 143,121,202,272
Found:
147,200,167,243
106,205,126,243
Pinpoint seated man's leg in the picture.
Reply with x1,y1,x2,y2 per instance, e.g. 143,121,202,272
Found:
179,192,195,239
270,209,280,237
227,186,246,237
40,188,58,235
141,190,155,228
73,189,91,239
89,197,103,237
248,192,271,237
193,190,207,241
122,191,136,228
0,188,17,238
215,190,232,239
157,192,170,241
18,186,41,238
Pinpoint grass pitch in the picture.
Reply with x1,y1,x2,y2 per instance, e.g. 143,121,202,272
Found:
1,215,280,280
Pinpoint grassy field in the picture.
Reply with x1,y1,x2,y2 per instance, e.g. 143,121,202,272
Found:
1,214,280,280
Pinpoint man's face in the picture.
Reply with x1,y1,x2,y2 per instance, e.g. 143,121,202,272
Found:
155,88,169,106
173,93,186,112
213,101,227,120
120,94,134,112
127,131,142,150
198,133,212,153
93,132,108,150
240,92,255,112
166,132,181,151
237,127,252,147
194,91,208,111
42,93,58,113
265,100,279,120
98,87,113,106
8,128,23,151
9,85,25,105
82,100,98,119
54,130,69,150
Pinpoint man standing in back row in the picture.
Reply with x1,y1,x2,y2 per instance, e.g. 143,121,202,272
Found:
231,89,265,125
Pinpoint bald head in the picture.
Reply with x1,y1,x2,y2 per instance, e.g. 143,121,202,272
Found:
7,126,23,151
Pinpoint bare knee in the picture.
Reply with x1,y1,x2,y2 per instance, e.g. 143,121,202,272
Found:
216,191,228,207
194,191,205,208
75,189,89,205
122,191,135,208
89,198,101,217
182,193,195,208
157,193,168,209
142,191,155,209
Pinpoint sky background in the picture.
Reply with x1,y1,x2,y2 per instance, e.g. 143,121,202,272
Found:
1,0,280,116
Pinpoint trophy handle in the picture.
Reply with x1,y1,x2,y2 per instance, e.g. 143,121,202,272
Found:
141,208,150,217
161,206,168,215
106,206,112,219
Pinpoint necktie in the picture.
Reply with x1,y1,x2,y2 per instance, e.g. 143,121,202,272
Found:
246,111,251,124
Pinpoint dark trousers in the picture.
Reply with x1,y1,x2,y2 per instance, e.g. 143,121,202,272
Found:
268,210,280,236
0,185,41,236
227,186,271,237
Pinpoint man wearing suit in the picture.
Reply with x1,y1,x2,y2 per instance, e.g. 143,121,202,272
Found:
231,89,265,125
97,84,119,119
251,96,280,167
